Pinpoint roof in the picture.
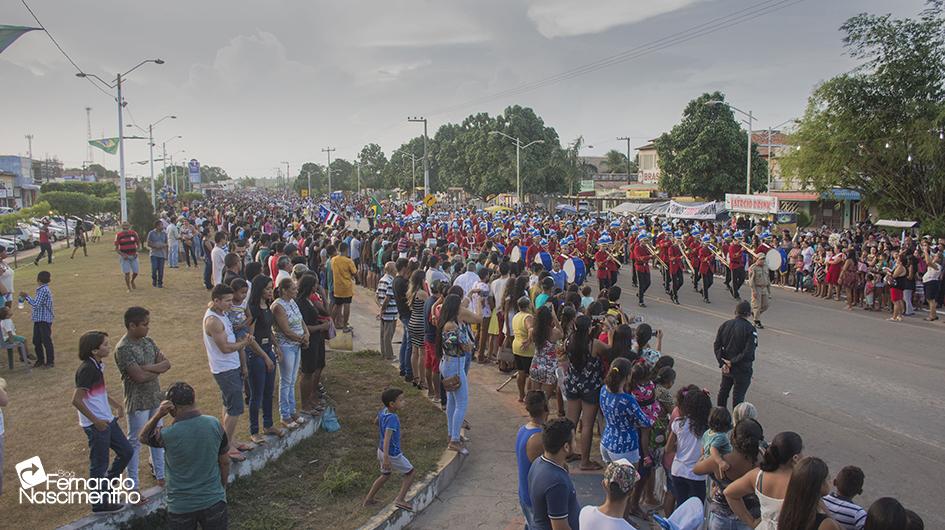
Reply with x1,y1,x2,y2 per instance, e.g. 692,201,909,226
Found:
635,142,657,151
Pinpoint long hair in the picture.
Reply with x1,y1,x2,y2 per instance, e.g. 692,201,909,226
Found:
567,315,593,370
732,418,764,465
533,305,554,347
760,431,803,472
777,457,829,530
248,275,272,308
681,387,711,438
296,274,318,304
407,269,425,301
604,357,632,393
605,324,634,363
506,275,529,312
434,294,462,359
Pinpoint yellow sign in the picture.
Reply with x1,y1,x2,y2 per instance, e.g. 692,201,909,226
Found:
626,190,651,199
300,189,309,198
423,194,437,207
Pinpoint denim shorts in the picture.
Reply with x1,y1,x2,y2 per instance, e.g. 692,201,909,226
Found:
600,443,639,465
212,368,244,416
120,255,139,274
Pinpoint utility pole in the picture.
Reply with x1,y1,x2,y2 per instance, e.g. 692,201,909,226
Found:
85,107,93,172
282,161,290,194
356,162,361,195
24,134,34,181
322,147,336,196
408,117,430,197
617,136,632,182
746,111,753,194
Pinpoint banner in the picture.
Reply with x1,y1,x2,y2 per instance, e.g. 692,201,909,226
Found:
579,179,595,193
188,159,201,184
665,200,724,220
88,138,119,155
0,25,40,55
724,193,779,215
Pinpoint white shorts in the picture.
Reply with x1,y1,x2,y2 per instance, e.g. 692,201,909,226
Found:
377,448,413,475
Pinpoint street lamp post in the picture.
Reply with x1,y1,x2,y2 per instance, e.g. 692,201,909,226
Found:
706,100,754,194
161,135,182,193
76,59,165,222
407,117,430,197
130,115,176,209
282,161,290,194
396,150,420,198
489,131,544,204
765,119,797,192
322,147,336,196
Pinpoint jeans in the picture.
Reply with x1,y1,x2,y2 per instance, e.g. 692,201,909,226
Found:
35,242,53,264
519,498,537,530
83,419,133,509
440,355,468,442
718,369,752,409
708,512,754,530
278,342,301,420
379,319,396,360
203,259,213,289
671,475,707,508
168,500,229,530
194,234,204,259
32,321,54,365
248,343,276,434
464,349,472,375
151,255,166,286
168,240,180,267
183,242,197,267
795,270,804,291
126,408,164,489
904,289,914,315
398,318,412,378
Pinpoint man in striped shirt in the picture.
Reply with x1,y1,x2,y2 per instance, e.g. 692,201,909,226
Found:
115,221,141,291
375,262,399,361
823,465,867,530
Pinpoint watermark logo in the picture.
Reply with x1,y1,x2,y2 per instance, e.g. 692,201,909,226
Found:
16,456,141,505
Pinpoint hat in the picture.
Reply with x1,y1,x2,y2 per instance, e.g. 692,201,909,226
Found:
603,460,639,495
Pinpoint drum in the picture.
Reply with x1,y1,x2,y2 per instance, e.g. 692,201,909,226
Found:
494,242,506,256
510,245,528,263
765,248,783,271
563,257,587,285
535,251,553,271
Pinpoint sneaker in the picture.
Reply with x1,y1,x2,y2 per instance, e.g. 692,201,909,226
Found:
92,503,126,514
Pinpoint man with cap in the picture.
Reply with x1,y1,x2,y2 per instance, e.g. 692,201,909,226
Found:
579,460,640,529
747,254,771,329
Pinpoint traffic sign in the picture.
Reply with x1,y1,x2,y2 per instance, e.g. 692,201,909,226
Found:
423,194,437,207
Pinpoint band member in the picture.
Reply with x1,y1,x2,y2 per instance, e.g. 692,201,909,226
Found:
748,255,771,328
658,227,672,294
594,235,613,291
729,231,747,299
722,231,733,292
699,235,716,303
628,231,639,287
633,232,653,307
688,228,702,292
667,231,684,304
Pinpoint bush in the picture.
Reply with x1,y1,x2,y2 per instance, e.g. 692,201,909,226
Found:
796,210,811,228
179,192,204,203
129,187,155,243
40,181,117,197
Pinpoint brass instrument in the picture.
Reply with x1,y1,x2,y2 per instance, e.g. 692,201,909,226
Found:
706,243,731,270
676,240,695,273
642,241,668,269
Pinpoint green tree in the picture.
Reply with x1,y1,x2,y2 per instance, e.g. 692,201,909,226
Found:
294,162,326,195
40,181,117,197
201,166,230,183
781,1,945,224
357,143,389,190
603,150,629,173
86,163,118,181
129,187,155,245
41,191,97,218
655,91,768,199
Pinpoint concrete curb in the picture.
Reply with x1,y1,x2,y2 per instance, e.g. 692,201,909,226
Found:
358,446,466,530
58,408,331,530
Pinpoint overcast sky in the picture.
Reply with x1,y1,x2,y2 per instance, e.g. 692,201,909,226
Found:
1,0,929,180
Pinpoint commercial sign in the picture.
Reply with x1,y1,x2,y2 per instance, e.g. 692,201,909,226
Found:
626,190,650,199
188,159,201,184
724,193,779,215
579,179,595,193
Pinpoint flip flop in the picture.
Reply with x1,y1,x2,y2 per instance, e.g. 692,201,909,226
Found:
228,450,247,462
395,501,414,512
236,442,256,452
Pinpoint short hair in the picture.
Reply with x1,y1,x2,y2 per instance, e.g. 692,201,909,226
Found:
277,256,291,269
165,381,195,406
608,286,622,301
229,277,248,291
37,271,51,284
211,283,234,300
524,390,548,419
78,330,109,361
834,465,865,497
736,300,752,317
499,261,510,275
732,402,758,423
278,277,294,292
339,242,349,253
382,388,404,407
709,406,733,433
123,306,150,328
395,257,409,272
224,252,240,269
214,231,228,243
541,418,575,454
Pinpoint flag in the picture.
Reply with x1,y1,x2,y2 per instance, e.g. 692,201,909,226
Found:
405,202,415,216
369,197,382,217
89,137,119,154
0,25,40,55
318,204,339,225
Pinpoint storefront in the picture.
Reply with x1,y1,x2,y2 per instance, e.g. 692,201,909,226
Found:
770,188,863,229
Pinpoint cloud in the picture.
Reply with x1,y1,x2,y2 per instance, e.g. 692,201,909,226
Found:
525,0,703,38
186,31,309,92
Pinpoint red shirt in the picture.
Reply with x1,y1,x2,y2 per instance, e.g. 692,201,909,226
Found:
632,244,651,273
594,250,610,279
698,246,715,275
39,227,50,245
114,230,139,255
728,243,745,270
668,244,683,274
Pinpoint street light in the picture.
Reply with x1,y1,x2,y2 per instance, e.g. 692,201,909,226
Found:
407,117,430,197
764,118,798,191
129,114,176,208
706,100,754,194
161,135,183,192
396,150,420,197
76,58,165,221
489,131,545,204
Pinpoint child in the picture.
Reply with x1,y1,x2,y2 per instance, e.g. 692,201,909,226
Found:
20,271,54,368
864,274,875,310
823,465,868,530
364,388,415,511
0,306,32,362
227,278,251,384
70,331,133,513
580,285,594,309
702,406,734,478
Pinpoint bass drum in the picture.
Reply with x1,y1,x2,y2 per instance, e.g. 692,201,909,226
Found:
510,245,528,263
765,248,783,271
563,257,587,285
534,251,553,271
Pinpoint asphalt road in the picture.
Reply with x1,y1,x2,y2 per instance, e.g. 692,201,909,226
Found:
612,269,945,526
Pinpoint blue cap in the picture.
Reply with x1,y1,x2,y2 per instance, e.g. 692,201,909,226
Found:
598,234,613,245
702,235,711,242
674,230,683,237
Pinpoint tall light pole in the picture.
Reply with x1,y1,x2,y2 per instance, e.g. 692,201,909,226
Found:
706,100,754,194
282,161,290,194
397,150,420,197
322,147,336,196
407,117,430,197
616,136,633,182
161,135,182,192
129,115,176,208
77,58,165,221
489,131,544,204
764,119,797,192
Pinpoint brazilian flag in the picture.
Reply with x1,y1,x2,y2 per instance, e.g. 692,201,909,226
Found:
370,197,382,217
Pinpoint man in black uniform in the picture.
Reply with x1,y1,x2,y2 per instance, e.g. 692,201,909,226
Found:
713,301,757,408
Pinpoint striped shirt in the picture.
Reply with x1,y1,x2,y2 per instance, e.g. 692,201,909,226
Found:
115,230,140,255
823,493,866,530
26,283,54,323
376,274,398,321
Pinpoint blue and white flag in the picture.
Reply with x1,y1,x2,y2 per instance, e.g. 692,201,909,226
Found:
318,204,338,225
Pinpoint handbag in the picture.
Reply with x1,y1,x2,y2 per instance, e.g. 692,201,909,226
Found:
326,318,337,340
441,355,463,392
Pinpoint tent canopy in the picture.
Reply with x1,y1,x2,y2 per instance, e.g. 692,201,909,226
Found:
875,219,918,228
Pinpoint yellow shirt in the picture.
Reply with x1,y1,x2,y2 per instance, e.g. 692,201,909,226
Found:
330,255,358,298
511,312,534,357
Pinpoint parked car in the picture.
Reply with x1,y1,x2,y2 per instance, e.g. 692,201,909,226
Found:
28,221,67,241
0,207,16,216
0,237,19,253
1,227,35,249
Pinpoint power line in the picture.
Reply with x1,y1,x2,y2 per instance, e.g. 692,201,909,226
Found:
20,0,114,99
428,0,807,117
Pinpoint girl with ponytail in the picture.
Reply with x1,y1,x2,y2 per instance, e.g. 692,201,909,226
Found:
724,431,804,529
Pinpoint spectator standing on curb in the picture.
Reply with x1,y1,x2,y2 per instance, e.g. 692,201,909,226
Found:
71,330,132,514
363,388,415,512
823,466,868,530
115,306,171,492
516,391,548,529
392,258,413,382
147,221,168,288
528,417,580,530
331,241,358,331
211,232,228,287
140,382,230,529
115,221,141,291
21,270,55,369
0,377,7,495
579,460,640,530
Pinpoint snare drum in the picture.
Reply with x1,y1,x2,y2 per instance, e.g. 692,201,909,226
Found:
535,251,553,271
563,257,587,285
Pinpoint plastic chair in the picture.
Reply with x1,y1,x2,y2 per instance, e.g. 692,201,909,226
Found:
653,497,705,530
3,340,30,371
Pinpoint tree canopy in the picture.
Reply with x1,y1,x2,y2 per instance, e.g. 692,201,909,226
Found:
655,92,768,200
781,1,945,229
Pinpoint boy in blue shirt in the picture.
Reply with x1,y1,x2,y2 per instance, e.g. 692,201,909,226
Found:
363,388,415,511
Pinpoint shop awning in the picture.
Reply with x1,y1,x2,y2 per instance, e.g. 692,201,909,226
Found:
769,191,818,201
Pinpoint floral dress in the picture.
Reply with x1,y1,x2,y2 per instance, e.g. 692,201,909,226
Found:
529,340,559,386
631,381,661,425
564,351,603,402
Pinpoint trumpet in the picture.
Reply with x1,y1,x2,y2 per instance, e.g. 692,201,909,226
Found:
706,243,731,270
743,245,763,260
676,240,695,274
642,241,668,269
